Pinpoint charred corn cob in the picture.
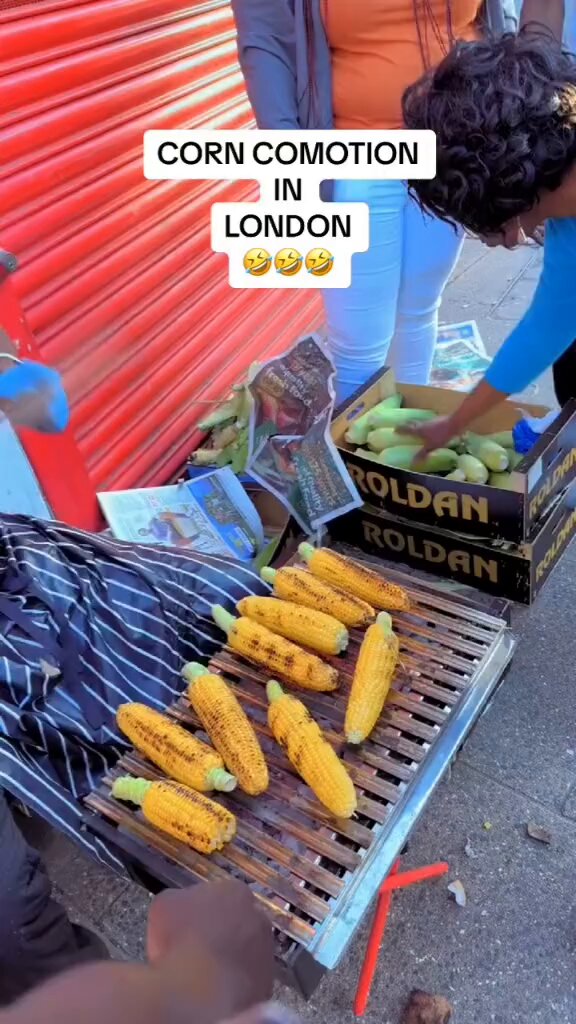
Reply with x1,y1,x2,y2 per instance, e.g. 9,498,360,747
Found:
345,612,399,744
212,606,338,692
116,703,236,793
112,776,236,853
261,566,375,628
299,544,411,613
182,663,269,796
237,596,348,656
267,681,357,818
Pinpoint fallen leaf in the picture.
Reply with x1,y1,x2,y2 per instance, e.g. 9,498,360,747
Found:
401,989,453,1024
447,879,467,907
464,839,477,859
526,822,552,845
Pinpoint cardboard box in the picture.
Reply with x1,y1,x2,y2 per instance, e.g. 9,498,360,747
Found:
245,487,302,569
332,370,576,544
328,489,576,604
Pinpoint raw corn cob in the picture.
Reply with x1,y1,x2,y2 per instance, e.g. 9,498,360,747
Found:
112,776,236,853
445,468,467,481
345,394,403,445
365,407,435,430
504,448,523,470
354,448,386,465
182,663,269,796
197,394,242,432
485,430,514,449
367,428,461,454
267,681,357,818
366,427,421,452
116,703,236,793
212,605,339,692
488,471,517,490
457,453,489,484
237,596,349,656
261,566,375,628
466,434,509,472
376,445,458,473
299,544,411,613
345,612,399,744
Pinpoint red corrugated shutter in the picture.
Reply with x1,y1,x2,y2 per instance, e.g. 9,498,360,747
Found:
0,0,321,492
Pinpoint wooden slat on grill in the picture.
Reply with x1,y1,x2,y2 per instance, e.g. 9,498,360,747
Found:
85,560,510,980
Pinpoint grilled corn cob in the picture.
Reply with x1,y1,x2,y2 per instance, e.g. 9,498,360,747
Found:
112,776,236,853
299,544,411,613
237,596,348,656
345,612,399,744
116,703,236,793
182,663,269,796
212,606,338,692
261,566,375,628
267,681,357,818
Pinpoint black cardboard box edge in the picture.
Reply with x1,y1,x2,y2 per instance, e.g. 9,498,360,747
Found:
328,497,576,605
333,367,576,545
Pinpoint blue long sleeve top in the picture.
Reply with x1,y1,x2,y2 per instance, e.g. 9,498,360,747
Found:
485,218,576,395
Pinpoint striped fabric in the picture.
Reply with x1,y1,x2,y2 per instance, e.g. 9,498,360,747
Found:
0,515,268,872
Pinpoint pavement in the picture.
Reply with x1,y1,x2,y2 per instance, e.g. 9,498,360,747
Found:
22,239,576,1022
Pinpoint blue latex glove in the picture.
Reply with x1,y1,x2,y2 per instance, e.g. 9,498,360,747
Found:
0,360,69,433
512,409,559,455
512,418,540,455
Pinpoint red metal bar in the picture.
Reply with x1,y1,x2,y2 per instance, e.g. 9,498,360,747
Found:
0,84,249,214
2,13,233,117
382,862,449,892
2,0,221,66
354,859,450,1017
354,859,401,1017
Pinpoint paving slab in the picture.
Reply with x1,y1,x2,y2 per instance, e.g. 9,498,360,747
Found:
282,761,576,1024
461,546,576,813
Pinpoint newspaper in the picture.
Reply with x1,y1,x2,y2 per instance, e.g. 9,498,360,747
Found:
431,320,492,392
98,468,264,561
247,334,362,534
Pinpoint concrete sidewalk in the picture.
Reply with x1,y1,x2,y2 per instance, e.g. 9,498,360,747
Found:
26,240,576,1023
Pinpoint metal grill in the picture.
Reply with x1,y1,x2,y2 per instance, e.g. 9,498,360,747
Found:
85,565,514,993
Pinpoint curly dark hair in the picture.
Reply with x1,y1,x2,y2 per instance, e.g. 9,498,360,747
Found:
402,32,576,235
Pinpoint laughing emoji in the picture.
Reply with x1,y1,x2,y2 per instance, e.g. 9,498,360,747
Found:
274,248,303,276
243,248,272,276
305,248,334,277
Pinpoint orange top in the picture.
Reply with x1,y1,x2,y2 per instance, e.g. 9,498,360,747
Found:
322,0,482,129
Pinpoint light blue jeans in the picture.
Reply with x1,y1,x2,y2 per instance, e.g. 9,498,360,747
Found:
323,180,464,404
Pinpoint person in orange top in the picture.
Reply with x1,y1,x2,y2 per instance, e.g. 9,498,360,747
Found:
232,0,499,402
325,0,481,131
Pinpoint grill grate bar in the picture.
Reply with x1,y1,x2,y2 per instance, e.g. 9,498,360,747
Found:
86,560,512,979
85,789,316,947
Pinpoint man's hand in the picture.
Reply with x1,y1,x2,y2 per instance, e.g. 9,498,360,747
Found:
148,881,275,1011
2,881,277,1024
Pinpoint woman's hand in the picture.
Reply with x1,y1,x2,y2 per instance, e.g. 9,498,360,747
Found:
478,218,544,250
401,416,459,459
479,218,527,250
402,379,507,463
